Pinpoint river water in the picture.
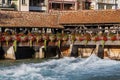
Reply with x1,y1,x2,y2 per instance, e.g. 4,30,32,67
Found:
0,54,120,80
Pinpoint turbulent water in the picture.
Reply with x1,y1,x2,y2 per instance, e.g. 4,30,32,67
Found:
0,54,120,80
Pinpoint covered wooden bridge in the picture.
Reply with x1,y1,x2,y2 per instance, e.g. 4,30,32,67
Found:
0,10,120,60
59,10,120,59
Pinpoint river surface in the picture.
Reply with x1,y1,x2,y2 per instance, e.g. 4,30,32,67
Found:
0,54,120,80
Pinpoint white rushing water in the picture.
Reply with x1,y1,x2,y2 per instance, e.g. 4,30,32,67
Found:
0,54,120,80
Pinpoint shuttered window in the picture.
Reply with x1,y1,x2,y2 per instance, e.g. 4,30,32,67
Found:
22,0,26,5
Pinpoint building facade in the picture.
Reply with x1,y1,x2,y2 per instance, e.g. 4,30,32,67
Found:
48,0,78,11
0,0,120,11
0,0,92,11
118,0,120,9
90,0,118,10
29,0,48,12
48,0,92,11
0,0,11,7
0,0,15,10
0,0,48,12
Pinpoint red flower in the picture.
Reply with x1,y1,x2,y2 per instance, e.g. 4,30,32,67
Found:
111,36,117,41
62,34,68,41
12,35,21,42
42,34,49,40
16,37,21,41
5,36,12,41
56,33,62,40
36,35,42,42
85,36,91,41
94,36,100,41
79,37,84,41
49,34,56,42
28,35,35,41
0,36,5,42
20,36,28,42
18,33,24,36
102,36,107,41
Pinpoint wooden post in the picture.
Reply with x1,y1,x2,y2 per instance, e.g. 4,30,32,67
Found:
62,0,64,10
71,45,78,57
97,45,104,59
60,1,63,10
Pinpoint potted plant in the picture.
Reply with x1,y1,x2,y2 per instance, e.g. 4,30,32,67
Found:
92,35,100,42
42,34,49,50
56,33,62,48
19,33,28,45
49,34,56,42
109,33,117,41
4,34,12,46
100,34,107,47
28,33,35,47
75,34,80,41
70,34,76,44
12,34,20,52
36,34,42,44
62,34,68,41
84,33,91,45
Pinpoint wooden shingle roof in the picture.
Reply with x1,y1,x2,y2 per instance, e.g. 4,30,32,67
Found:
0,11,63,28
59,10,120,24
0,10,120,28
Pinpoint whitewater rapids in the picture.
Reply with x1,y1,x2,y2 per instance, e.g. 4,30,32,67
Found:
0,54,120,80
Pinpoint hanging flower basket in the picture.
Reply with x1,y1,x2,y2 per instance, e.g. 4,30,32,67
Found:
28,34,36,42
56,33,62,41
49,34,56,42
75,34,80,41
5,36,12,41
12,35,21,42
5,36,12,46
101,36,107,48
79,36,84,41
70,34,76,43
12,35,20,52
42,34,49,50
111,35,117,41
108,33,117,41
1,36,5,42
42,34,49,40
93,36,100,42
28,33,36,47
102,36,107,41
84,33,91,45
20,35,28,42
56,33,62,48
62,34,68,41
36,35,42,43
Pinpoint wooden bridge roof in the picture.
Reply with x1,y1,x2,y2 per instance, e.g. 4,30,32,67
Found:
0,11,63,28
0,10,120,28
59,10,120,25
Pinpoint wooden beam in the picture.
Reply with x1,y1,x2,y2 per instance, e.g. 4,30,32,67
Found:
63,23,120,27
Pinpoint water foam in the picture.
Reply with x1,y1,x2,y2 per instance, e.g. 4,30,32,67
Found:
0,54,120,80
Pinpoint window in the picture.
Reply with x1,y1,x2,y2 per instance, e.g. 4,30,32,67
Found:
22,0,26,5
98,4,104,10
2,0,5,4
8,0,11,5
85,2,91,10
106,5,113,9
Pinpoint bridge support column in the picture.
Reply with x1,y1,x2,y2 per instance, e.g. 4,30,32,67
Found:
71,45,78,57
97,45,104,59
15,46,35,59
44,46,61,58
0,46,5,59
